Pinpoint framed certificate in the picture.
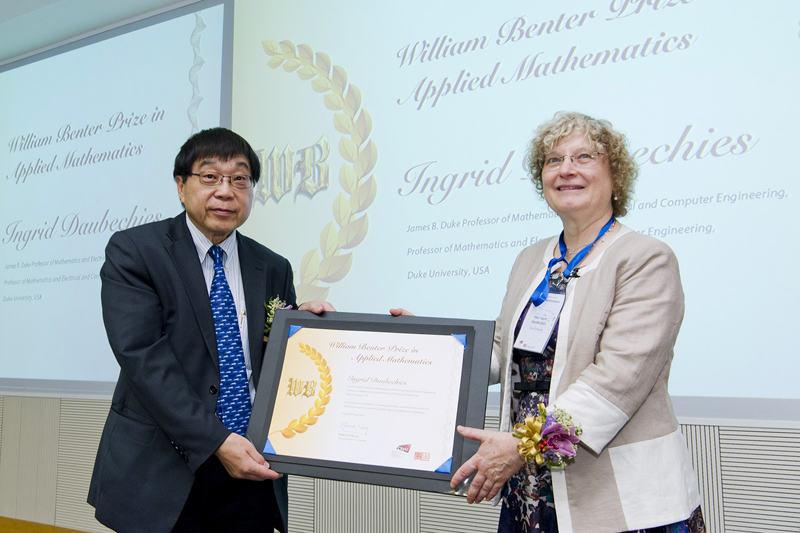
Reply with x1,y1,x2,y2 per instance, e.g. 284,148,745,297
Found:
247,310,494,494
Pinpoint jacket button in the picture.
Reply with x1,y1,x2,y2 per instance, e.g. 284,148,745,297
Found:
209,385,218,394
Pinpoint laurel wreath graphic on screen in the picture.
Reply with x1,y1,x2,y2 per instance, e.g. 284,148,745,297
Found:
262,40,378,304
276,343,332,439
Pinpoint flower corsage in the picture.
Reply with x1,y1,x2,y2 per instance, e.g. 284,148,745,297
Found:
513,403,582,468
264,296,292,341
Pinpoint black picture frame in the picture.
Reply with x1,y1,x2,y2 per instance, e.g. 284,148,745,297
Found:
247,310,494,494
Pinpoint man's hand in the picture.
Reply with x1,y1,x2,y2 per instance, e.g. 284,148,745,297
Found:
215,433,281,481
389,308,415,316
298,301,336,314
450,426,524,504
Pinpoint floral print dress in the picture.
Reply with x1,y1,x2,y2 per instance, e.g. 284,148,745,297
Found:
498,300,559,533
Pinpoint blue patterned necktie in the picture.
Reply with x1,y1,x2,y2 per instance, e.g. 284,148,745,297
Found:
208,245,251,436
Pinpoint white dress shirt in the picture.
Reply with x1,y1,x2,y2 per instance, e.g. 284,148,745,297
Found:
185,217,256,403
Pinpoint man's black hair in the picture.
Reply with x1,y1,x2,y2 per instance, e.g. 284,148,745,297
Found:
173,128,261,184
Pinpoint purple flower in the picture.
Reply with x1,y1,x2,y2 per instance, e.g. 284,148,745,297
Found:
542,422,580,457
541,449,558,462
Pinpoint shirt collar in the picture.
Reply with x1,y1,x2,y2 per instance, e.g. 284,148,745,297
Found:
184,214,238,264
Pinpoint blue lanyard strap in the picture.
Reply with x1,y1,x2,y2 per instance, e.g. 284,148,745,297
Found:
529,217,616,306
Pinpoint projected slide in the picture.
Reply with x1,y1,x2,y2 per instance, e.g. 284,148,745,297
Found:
0,5,226,385
232,0,799,399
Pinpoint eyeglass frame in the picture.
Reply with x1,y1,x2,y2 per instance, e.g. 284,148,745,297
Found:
539,151,606,171
187,171,254,189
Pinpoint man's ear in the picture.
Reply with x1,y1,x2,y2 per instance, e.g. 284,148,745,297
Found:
175,175,185,206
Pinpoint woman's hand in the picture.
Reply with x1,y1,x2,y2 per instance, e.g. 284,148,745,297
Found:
450,426,525,504
298,301,336,313
389,308,415,316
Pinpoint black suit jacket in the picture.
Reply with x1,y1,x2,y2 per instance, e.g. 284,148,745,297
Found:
88,213,295,532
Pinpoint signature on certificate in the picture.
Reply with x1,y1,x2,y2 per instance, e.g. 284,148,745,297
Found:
339,421,369,437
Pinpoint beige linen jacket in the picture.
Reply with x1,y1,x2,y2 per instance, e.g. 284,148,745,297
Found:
491,226,700,532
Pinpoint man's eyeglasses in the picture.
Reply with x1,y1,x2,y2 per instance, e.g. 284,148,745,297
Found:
188,171,253,189
540,152,605,170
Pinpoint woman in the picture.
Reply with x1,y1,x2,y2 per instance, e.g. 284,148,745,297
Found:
447,112,703,532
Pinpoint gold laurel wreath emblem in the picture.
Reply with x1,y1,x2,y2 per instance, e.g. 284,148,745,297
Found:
262,40,378,303
276,343,332,439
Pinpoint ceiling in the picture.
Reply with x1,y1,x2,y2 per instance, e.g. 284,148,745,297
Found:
0,0,199,67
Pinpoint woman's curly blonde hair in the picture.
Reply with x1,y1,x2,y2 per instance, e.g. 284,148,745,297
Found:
525,111,638,217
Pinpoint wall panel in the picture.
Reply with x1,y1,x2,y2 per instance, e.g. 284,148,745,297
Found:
0,396,22,517
315,480,419,533
720,427,800,533
681,424,723,533
287,475,316,533
0,397,60,524
420,492,500,533
0,396,4,470
55,399,111,533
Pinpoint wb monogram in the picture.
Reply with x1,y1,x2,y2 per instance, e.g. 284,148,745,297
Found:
254,135,330,204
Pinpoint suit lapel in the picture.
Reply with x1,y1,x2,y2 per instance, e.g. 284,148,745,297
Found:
238,234,268,385
165,213,219,366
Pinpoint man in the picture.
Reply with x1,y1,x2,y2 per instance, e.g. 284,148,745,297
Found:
88,128,331,532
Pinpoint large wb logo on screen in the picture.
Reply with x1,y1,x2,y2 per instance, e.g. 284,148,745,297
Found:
254,135,330,204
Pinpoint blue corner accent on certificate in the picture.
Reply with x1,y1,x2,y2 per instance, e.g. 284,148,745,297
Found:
435,457,453,473
451,334,467,348
263,438,277,455
288,325,303,338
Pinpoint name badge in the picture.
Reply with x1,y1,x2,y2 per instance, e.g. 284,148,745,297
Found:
513,288,565,354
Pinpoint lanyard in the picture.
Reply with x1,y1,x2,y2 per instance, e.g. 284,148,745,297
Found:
529,217,616,306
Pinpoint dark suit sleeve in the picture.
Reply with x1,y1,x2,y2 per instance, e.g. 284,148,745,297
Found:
283,262,297,309
101,230,229,472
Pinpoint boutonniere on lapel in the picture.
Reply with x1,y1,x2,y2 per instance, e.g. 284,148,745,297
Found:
264,296,292,342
